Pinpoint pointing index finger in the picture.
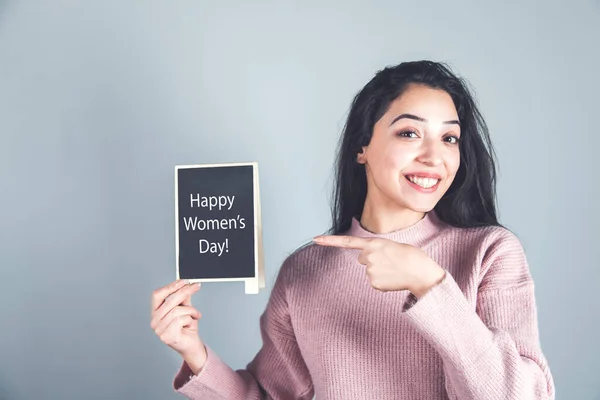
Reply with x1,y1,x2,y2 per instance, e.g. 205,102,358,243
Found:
313,235,370,249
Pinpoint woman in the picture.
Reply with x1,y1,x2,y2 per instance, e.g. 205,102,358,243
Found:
150,60,555,399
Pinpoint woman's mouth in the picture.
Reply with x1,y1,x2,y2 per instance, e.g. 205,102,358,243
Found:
404,174,441,192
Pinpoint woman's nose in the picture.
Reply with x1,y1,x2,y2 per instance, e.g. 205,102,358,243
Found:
415,141,443,167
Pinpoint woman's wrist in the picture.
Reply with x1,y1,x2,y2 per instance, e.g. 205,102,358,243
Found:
182,344,208,375
410,262,445,298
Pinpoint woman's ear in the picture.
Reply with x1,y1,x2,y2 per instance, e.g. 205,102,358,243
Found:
356,146,367,164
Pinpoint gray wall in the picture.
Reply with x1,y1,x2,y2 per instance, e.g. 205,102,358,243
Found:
0,1,598,399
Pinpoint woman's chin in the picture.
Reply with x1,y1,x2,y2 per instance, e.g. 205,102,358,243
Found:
410,205,436,214
399,199,439,214
396,183,447,213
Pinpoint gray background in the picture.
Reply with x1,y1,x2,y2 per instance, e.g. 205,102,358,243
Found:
1,1,598,399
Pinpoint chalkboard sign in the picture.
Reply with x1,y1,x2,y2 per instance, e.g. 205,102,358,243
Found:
174,162,265,294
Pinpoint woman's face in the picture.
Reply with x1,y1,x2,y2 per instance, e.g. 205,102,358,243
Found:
358,84,461,214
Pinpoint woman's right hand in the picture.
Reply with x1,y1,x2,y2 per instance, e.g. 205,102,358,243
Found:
151,279,207,373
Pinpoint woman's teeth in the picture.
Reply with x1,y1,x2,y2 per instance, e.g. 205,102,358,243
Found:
406,175,439,188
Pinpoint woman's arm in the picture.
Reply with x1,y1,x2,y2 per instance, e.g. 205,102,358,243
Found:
402,231,555,400
173,262,314,400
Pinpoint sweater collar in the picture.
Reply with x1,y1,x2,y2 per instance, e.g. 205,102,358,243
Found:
347,210,443,248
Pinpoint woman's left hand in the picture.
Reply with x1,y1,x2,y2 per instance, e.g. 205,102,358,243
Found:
313,234,445,298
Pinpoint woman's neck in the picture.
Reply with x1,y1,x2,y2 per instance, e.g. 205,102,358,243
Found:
359,195,425,234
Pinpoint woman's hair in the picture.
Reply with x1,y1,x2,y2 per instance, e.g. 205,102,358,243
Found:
329,60,501,235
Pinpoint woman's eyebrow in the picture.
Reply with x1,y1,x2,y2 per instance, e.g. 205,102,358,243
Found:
389,113,460,127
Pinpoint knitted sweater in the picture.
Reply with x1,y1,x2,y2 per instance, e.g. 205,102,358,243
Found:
173,211,555,399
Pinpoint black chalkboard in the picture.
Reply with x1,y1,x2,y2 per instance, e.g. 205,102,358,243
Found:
174,162,265,294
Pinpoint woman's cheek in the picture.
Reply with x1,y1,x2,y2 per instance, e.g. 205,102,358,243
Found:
450,151,461,175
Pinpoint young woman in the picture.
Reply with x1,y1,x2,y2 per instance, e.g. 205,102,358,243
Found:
150,60,555,399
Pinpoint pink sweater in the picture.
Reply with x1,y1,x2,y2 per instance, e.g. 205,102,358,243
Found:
173,211,555,399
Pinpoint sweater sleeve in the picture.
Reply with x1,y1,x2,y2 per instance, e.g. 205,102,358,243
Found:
172,263,315,400
402,231,555,400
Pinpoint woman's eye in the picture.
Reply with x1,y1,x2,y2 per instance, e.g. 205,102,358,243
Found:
445,136,460,144
398,130,418,138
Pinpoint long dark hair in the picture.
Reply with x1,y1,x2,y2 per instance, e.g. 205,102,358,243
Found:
329,60,501,234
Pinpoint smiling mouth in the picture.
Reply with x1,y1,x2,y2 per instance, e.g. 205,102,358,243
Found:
404,175,441,189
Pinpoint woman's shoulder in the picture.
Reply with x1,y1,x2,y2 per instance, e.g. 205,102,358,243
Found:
276,240,347,281
283,240,342,266
438,218,526,255
439,221,533,288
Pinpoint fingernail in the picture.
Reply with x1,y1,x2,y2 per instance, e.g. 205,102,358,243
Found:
313,236,323,243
